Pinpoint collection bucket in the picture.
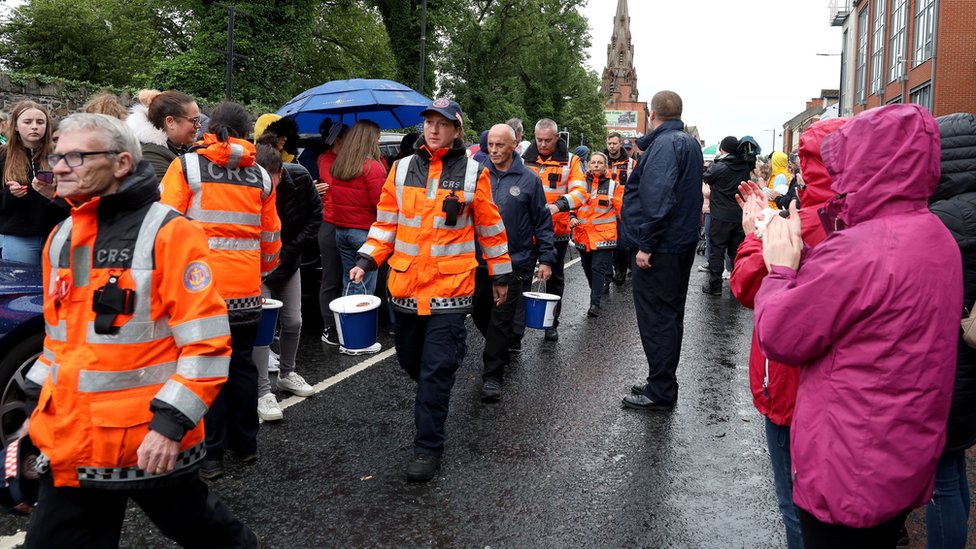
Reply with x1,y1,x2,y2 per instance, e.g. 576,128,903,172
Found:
523,291,561,329
254,298,283,347
329,295,381,350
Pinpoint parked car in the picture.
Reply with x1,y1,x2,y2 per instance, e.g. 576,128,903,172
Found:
0,261,44,447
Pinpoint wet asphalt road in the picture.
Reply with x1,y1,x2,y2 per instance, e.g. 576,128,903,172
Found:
0,254,970,547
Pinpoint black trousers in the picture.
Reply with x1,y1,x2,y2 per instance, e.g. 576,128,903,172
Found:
548,240,569,327
473,266,526,382
394,311,467,455
798,508,909,549
614,221,630,279
706,218,744,291
579,249,613,306
511,267,535,343
318,221,343,328
25,471,256,548
204,321,259,462
631,248,696,404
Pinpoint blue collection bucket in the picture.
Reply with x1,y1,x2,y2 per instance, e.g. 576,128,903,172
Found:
329,294,381,350
523,291,561,329
254,298,283,347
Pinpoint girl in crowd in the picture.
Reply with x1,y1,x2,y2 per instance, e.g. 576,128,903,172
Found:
329,121,386,296
126,89,202,181
0,101,65,264
571,151,621,317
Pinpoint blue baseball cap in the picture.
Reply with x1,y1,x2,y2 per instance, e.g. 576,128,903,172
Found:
420,98,465,127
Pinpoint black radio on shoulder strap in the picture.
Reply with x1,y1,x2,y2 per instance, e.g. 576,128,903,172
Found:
92,275,135,335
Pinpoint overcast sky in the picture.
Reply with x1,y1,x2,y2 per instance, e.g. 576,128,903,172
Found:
581,0,843,151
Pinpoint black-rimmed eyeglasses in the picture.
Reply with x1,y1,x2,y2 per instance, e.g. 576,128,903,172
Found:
46,151,119,168
176,116,202,127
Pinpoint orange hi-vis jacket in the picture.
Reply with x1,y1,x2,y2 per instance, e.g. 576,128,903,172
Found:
572,172,625,252
25,161,231,489
607,153,636,185
356,140,513,316
521,141,587,241
160,135,281,324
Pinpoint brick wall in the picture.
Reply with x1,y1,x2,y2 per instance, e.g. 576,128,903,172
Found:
0,73,133,118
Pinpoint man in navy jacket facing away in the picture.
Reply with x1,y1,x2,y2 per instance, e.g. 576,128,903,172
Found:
620,90,704,411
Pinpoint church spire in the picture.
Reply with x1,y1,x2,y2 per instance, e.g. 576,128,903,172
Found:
601,0,639,103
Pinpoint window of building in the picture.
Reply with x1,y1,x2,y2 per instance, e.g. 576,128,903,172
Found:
870,0,886,94
913,0,935,66
840,29,849,113
856,8,869,104
910,82,932,111
618,52,623,65
888,0,907,82
886,95,903,105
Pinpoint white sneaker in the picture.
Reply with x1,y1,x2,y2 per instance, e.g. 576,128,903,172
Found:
267,350,280,373
339,342,382,356
722,269,731,280
697,264,709,272
257,393,283,422
276,372,315,397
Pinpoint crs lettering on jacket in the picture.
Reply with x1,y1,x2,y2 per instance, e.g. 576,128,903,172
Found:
95,248,131,264
202,161,263,188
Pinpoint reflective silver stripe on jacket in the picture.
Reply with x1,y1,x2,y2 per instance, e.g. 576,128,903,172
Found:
77,361,176,393
561,153,574,184
184,153,204,217
46,321,67,342
226,296,261,311
71,246,91,287
463,158,480,196
376,210,398,224
565,189,587,208
186,210,260,226
395,240,420,256
25,359,51,386
475,220,505,237
398,214,422,228
77,442,205,485
259,164,273,199
367,226,396,243
261,252,279,264
359,243,376,256
260,231,280,242
490,261,513,275
209,237,260,251
394,156,414,210
154,380,209,423
481,243,508,259
43,346,55,362
86,319,172,345
590,216,617,225
170,315,231,347
226,143,245,170
431,241,475,257
47,218,73,294
178,355,230,379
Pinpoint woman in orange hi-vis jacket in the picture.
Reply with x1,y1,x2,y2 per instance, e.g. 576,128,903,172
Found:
350,99,513,483
160,102,281,481
571,152,624,317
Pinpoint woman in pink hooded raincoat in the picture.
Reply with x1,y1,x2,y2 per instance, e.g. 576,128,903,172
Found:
755,104,962,546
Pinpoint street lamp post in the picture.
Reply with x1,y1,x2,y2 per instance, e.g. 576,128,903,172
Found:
418,0,428,94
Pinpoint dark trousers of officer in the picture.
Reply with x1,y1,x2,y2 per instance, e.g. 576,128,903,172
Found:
547,240,569,327
205,321,259,462
706,218,745,292
579,249,613,307
631,248,696,404
26,472,257,548
394,311,467,456
614,221,630,282
511,268,534,345
318,221,343,329
472,265,526,383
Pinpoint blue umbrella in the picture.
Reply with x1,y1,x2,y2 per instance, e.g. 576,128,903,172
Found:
276,78,432,133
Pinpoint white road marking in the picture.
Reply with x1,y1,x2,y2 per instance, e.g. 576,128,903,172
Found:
0,531,24,548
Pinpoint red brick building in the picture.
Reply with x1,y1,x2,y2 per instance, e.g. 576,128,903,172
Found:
833,0,976,116
600,0,650,137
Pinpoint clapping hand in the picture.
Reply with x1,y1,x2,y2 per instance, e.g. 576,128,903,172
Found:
761,200,803,271
736,181,768,237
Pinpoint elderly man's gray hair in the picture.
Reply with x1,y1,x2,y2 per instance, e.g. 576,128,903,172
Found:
59,113,143,172
505,118,523,134
535,118,558,133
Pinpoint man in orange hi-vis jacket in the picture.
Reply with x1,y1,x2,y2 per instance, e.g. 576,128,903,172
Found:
350,98,513,482
20,114,257,547
160,102,281,481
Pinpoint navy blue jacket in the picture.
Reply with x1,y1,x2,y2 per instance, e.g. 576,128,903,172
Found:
621,120,704,254
477,152,556,270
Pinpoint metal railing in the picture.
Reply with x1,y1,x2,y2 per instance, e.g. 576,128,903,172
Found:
829,0,851,26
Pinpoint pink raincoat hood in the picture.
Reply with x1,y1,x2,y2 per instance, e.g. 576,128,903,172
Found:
821,104,941,227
